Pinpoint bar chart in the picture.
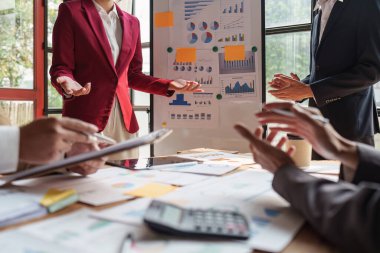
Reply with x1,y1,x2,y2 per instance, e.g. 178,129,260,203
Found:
184,0,215,20
222,0,244,14
219,51,255,74
169,94,192,106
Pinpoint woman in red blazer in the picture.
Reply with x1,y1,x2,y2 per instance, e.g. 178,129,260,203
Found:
50,0,200,159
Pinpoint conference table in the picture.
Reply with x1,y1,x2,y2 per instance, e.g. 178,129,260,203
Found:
0,149,339,253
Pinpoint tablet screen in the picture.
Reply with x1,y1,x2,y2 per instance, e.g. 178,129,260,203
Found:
107,156,198,170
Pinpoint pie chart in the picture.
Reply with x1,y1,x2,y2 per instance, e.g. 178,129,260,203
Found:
188,33,198,44
211,21,219,30
201,32,213,43
199,21,208,31
187,22,196,31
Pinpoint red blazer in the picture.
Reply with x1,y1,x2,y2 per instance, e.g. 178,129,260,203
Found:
50,0,173,133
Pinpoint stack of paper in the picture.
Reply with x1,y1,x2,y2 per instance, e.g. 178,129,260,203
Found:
40,188,79,213
0,209,134,253
0,189,47,227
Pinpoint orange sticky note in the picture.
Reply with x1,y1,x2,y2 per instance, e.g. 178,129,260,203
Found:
225,45,245,61
176,48,197,63
155,12,174,28
126,183,176,198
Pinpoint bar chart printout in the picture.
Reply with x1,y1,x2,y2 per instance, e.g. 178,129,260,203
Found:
184,0,216,20
219,51,255,74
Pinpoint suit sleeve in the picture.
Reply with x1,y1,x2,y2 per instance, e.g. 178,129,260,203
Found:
352,143,380,185
273,165,380,253
128,18,174,97
49,3,75,97
302,75,311,85
310,0,380,107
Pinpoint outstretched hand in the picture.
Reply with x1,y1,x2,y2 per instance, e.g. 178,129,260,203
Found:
169,79,204,93
57,76,91,97
234,124,295,174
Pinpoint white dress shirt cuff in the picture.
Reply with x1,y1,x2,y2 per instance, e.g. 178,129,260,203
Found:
0,126,19,173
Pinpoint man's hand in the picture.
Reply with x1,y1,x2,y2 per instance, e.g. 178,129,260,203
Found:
268,74,313,101
269,73,300,90
169,79,204,93
66,143,107,176
19,117,98,164
234,124,295,174
57,76,91,96
256,102,359,169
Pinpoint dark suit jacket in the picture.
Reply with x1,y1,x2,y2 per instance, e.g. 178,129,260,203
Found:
305,0,380,141
273,144,380,253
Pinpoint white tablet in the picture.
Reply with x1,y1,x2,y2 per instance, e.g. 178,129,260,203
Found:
0,129,173,187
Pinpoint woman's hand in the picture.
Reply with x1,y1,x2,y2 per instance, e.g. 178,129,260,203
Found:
169,79,204,93
57,76,91,97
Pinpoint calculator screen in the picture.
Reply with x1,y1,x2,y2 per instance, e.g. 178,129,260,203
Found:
161,205,182,226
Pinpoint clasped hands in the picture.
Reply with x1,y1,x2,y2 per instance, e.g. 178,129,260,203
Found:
57,76,203,97
268,73,313,101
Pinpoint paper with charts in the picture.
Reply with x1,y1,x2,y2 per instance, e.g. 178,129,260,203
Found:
93,170,304,253
159,0,260,129
0,209,133,253
14,167,210,206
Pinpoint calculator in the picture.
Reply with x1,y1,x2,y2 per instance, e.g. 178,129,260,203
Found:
143,200,250,240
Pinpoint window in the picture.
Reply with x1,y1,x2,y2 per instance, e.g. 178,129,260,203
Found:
265,0,314,103
131,0,151,157
0,0,44,125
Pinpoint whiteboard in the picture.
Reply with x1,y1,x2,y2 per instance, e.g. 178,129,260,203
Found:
152,0,265,156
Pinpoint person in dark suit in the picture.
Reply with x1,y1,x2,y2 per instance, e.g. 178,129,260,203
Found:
268,0,380,147
234,102,380,253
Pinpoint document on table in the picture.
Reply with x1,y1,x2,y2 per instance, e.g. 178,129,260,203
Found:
176,151,254,166
157,162,239,176
168,170,274,200
0,188,47,227
14,167,209,206
128,240,251,253
91,198,152,225
12,209,134,253
158,170,304,253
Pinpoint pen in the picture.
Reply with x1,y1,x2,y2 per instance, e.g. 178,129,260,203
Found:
81,132,117,145
118,233,134,253
270,108,330,124
93,133,117,145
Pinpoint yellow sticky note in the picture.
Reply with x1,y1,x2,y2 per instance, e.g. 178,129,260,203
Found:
40,188,77,207
176,48,197,63
225,45,245,61
126,183,176,198
155,12,174,28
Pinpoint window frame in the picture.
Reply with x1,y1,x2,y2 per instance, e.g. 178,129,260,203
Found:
0,0,45,119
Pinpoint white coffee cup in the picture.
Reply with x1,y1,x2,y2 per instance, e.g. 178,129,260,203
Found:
287,135,312,168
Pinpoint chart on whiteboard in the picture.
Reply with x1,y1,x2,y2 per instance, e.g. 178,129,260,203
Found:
160,0,260,129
